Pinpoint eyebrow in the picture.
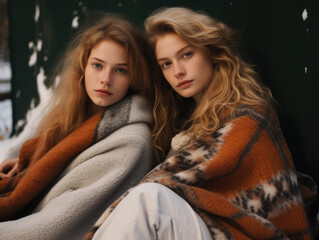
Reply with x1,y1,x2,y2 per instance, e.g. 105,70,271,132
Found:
89,57,128,66
157,44,193,62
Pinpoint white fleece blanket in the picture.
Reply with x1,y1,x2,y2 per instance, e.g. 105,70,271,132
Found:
0,95,153,240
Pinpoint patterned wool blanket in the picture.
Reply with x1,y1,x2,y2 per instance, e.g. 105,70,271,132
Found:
0,95,153,239
85,105,317,240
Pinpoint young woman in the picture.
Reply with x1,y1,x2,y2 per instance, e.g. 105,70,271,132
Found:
0,13,156,239
86,7,316,240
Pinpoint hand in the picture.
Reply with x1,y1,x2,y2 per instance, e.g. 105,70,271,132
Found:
0,158,19,179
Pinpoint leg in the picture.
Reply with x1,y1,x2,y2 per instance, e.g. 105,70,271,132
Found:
93,183,212,240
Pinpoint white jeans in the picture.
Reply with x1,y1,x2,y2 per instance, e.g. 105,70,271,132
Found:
93,183,212,240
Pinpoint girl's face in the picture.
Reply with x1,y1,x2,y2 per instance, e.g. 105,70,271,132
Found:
155,33,213,103
84,40,130,114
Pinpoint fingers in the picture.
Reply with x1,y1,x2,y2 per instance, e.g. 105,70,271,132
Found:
0,171,11,179
0,172,6,179
0,159,19,180
7,163,18,178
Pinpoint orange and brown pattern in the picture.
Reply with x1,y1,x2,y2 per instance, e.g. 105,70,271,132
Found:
85,105,316,240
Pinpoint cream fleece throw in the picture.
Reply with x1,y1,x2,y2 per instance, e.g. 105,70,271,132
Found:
0,94,153,239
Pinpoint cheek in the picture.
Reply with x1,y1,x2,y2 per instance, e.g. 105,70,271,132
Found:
84,67,90,85
198,59,213,81
162,71,174,86
84,73,90,89
119,79,130,94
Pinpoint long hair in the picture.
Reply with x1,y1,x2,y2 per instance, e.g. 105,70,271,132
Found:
145,7,274,160
33,13,154,161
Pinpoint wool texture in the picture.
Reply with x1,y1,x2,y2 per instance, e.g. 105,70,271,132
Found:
0,95,153,240
85,105,316,240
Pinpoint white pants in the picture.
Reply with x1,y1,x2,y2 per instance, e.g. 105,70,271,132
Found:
93,183,212,240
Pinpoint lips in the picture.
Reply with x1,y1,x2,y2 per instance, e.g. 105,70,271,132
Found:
95,89,113,96
177,80,193,88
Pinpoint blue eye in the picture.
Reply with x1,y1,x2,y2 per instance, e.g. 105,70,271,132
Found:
161,62,171,69
93,63,102,69
116,68,127,73
183,52,192,59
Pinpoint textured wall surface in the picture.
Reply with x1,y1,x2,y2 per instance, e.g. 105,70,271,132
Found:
7,0,319,183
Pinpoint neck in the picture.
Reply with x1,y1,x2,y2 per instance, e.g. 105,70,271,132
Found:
89,104,104,117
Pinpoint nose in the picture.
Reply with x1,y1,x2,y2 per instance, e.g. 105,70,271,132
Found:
100,69,112,86
173,62,186,79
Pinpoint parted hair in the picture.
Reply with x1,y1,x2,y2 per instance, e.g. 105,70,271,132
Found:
33,13,154,161
145,7,274,161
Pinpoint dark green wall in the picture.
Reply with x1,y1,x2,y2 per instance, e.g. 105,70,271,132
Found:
8,0,319,183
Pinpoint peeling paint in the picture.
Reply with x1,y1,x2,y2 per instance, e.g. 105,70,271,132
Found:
37,39,43,51
16,90,21,98
28,49,37,67
28,41,34,49
15,119,26,130
302,9,308,21
72,16,79,28
35,4,40,22
37,67,48,102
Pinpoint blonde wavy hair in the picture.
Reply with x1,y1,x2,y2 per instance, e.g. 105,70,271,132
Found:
32,13,154,161
145,7,274,161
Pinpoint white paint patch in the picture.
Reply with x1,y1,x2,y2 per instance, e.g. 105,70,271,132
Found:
15,119,26,130
118,2,123,7
37,39,43,51
302,9,308,21
305,67,308,74
37,67,48,102
28,48,37,67
16,89,21,98
28,41,34,49
72,16,79,29
35,4,40,22
44,56,48,61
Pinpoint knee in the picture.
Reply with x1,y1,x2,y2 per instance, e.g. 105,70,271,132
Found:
124,182,172,203
129,182,167,197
